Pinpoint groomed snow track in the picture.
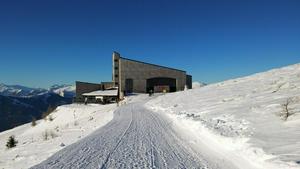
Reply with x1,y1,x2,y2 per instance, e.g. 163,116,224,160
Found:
31,101,214,169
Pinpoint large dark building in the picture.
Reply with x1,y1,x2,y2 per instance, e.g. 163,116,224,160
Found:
112,52,192,99
76,52,192,102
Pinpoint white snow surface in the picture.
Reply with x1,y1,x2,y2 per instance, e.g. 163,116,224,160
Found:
192,81,207,89
31,97,220,169
146,63,300,169
0,103,116,169
1,63,300,169
82,89,118,96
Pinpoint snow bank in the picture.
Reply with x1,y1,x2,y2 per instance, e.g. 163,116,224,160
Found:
147,63,300,169
0,103,116,169
192,81,207,89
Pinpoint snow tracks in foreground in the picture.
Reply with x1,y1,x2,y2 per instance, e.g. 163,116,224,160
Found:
31,101,217,169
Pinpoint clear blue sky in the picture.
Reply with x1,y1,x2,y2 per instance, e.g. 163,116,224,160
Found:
0,0,299,88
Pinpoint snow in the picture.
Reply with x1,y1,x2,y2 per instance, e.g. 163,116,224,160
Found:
1,63,300,169
192,81,207,89
31,95,221,169
146,63,300,169
82,89,118,96
0,103,117,169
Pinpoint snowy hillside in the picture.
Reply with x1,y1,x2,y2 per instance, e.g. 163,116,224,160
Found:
0,103,117,169
147,63,300,169
1,64,300,169
192,81,207,89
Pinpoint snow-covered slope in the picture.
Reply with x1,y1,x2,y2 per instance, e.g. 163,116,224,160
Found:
147,63,300,169
31,95,218,169
192,81,207,89
0,103,116,169
2,63,300,169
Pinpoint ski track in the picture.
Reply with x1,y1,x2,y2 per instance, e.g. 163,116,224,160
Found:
31,100,215,169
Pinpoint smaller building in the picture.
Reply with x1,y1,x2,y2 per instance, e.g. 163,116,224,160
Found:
82,88,118,104
75,81,115,103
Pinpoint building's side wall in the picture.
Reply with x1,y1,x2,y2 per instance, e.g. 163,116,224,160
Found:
119,59,186,95
112,52,120,87
75,81,102,102
186,75,192,89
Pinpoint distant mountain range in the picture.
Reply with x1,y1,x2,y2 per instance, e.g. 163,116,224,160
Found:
0,83,75,98
0,83,75,132
0,83,48,97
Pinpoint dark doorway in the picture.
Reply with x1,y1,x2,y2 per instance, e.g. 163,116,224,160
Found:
146,77,176,93
125,79,133,94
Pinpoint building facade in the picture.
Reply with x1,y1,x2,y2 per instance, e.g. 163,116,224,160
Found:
112,52,192,99
75,51,192,102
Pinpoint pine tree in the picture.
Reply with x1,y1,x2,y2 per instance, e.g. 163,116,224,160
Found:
31,117,37,126
6,135,18,149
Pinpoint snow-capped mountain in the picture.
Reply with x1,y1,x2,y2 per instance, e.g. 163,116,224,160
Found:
0,83,76,98
0,83,48,97
49,84,75,98
0,93,73,132
0,83,75,132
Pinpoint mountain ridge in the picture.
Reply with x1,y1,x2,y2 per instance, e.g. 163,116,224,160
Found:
0,83,75,98
0,83,75,132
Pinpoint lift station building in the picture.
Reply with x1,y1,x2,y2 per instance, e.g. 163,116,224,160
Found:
76,52,192,102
